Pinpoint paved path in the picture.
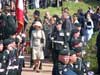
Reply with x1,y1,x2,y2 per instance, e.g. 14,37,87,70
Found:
22,54,53,75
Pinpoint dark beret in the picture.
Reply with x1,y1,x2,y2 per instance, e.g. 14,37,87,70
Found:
59,49,70,55
3,38,15,46
71,29,80,35
70,50,76,56
75,47,82,53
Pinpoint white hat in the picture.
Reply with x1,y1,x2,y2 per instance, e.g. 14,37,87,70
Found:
33,21,42,28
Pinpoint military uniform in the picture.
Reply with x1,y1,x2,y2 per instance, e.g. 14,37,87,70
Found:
0,41,7,75
51,19,69,75
3,38,19,75
7,50,18,75
57,49,78,75
73,58,90,75
69,29,82,53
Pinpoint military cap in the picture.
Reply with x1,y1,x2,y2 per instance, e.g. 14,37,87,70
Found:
71,29,80,35
74,23,81,27
0,40,3,44
3,38,15,46
70,50,76,56
75,47,82,53
59,49,70,55
56,18,63,25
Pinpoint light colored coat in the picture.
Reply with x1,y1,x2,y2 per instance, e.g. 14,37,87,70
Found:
30,29,46,60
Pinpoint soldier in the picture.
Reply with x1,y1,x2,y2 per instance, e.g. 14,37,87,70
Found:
58,49,70,75
0,40,7,75
58,49,78,75
50,18,69,75
69,29,82,53
3,38,18,75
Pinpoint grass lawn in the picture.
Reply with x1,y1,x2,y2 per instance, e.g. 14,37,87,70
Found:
27,1,100,72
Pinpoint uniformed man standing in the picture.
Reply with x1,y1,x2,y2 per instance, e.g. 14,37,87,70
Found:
50,18,69,75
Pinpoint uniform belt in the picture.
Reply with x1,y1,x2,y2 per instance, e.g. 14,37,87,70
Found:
18,56,24,58
0,69,5,72
53,41,64,45
7,66,19,70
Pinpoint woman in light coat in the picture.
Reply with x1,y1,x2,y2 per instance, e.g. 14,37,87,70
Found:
30,21,46,72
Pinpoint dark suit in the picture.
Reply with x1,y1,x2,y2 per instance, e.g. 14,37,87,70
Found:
62,18,72,34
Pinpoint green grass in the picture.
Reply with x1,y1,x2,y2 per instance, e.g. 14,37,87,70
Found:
63,1,89,14
85,32,98,71
27,1,100,72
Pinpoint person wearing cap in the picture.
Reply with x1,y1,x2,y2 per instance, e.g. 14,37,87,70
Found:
3,38,18,75
0,40,6,75
69,50,83,75
69,29,82,52
29,10,42,40
57,49,78,75
70,50,90,75
74,23,81,31
30,21,46,72
51,18,69,75
57,49,70,75
29,10,42,68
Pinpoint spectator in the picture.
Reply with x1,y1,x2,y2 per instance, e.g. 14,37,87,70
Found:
84,12,94,43
30,21,46,72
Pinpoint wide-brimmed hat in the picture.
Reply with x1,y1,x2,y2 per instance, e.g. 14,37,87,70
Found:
33,21,42,28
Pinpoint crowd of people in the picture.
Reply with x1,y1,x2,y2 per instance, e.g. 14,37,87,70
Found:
0,0,100,75
0,4,27,75
28,6,100,75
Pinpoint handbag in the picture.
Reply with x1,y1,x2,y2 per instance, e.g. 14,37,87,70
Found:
40,30,44,43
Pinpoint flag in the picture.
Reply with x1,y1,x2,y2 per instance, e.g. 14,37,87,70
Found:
16,0,24,33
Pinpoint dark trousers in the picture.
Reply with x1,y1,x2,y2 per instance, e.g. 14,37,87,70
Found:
52,49,60,75
0,72,6,75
